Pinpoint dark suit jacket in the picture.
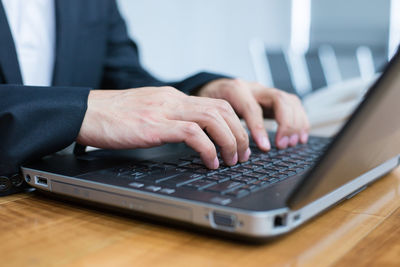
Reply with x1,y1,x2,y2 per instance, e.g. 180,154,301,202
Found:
0,0,226,195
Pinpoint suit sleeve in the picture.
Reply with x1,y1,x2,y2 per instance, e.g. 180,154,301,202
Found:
100,1,230,94
0,85,90,195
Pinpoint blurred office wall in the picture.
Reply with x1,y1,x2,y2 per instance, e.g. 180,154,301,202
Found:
310,0,390,49
117,0,391,83
310,0,390,79
117,0,291,81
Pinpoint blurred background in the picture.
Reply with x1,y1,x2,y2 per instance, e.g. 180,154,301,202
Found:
117,0,291,81
117,0,398,134
117,0,394,80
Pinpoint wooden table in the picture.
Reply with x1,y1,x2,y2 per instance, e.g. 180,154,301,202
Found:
1,167,400,267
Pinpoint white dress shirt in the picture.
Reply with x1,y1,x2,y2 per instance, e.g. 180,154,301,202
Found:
2,0,55,86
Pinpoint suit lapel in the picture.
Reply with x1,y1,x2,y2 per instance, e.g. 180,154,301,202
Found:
52,0,80,86
0,2,23,84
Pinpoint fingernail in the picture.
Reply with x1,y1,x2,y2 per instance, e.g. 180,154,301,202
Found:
278,136,289,149
240,148,251,162
260,135,271,151
301,132,309,143
229,152,238,166
213,157,219,169
289,134,299,147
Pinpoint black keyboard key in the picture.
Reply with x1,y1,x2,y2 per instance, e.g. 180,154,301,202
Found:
259,176,277,183
276,173,289,180
138,161,163,168
128,182,144,189
161,159,191,167
206,174,230,183
135,169,182,183
160,188,175,194
194,169,212,175
243,172,268,180
284,158,302,164
145,185,162,192
185,179,216,190
251,160,271,168
249,156,260,162
230,166,252,174
241,183,261,192
275,162,295,168
242,164,262,171
191,158,203,164
182,163,203,170
255,168,278,176
217,170,241,178
226,188,250,198
232,176,257,184
179,157,193,162
209,196,232,205
265,177,279,184
279,170,297,176
287,167,306,174
205,181,244,193
160,173,204,187
205,170,219,176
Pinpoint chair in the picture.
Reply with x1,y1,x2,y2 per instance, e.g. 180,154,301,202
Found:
249,39,387,99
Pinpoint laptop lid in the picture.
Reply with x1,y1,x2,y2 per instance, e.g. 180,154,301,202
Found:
288,49,400,210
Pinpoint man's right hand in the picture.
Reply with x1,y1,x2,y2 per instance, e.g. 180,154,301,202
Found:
77,86,251,169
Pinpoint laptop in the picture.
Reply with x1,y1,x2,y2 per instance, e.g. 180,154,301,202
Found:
21,49,400,241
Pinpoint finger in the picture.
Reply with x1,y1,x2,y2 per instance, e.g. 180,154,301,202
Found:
287,97,309,145
206,98,251,163
299,104,310,144
288,102,300,147
271,93,303,149
173,97,240,166
233,93,271,152
216,80,271,151
273,100,292,149
160,120,219,169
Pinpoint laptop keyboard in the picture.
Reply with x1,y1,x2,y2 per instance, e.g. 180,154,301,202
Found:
100,135,331,201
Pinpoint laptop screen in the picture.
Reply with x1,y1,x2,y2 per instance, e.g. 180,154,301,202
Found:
288,48,400,209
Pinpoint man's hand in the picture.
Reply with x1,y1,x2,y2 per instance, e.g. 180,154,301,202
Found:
197,79,310,150
77,87,251,169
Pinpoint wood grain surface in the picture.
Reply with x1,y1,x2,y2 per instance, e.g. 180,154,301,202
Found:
1,168,400,267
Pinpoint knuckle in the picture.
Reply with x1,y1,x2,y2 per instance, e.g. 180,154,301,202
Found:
217,80,235,93
204,108,220,121
160,86,181,97
231,78,246,88
218,79,245,94
161,86,175,92
292,94,302,104
216,99,234,114
274,90,288,102
183,122,201,137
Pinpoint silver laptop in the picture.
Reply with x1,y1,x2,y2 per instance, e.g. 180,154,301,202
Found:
21,49,400,241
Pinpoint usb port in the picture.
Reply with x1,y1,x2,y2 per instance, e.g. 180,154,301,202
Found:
35,176,48,187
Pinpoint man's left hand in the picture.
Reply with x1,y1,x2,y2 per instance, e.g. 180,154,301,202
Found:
197,78,310,151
